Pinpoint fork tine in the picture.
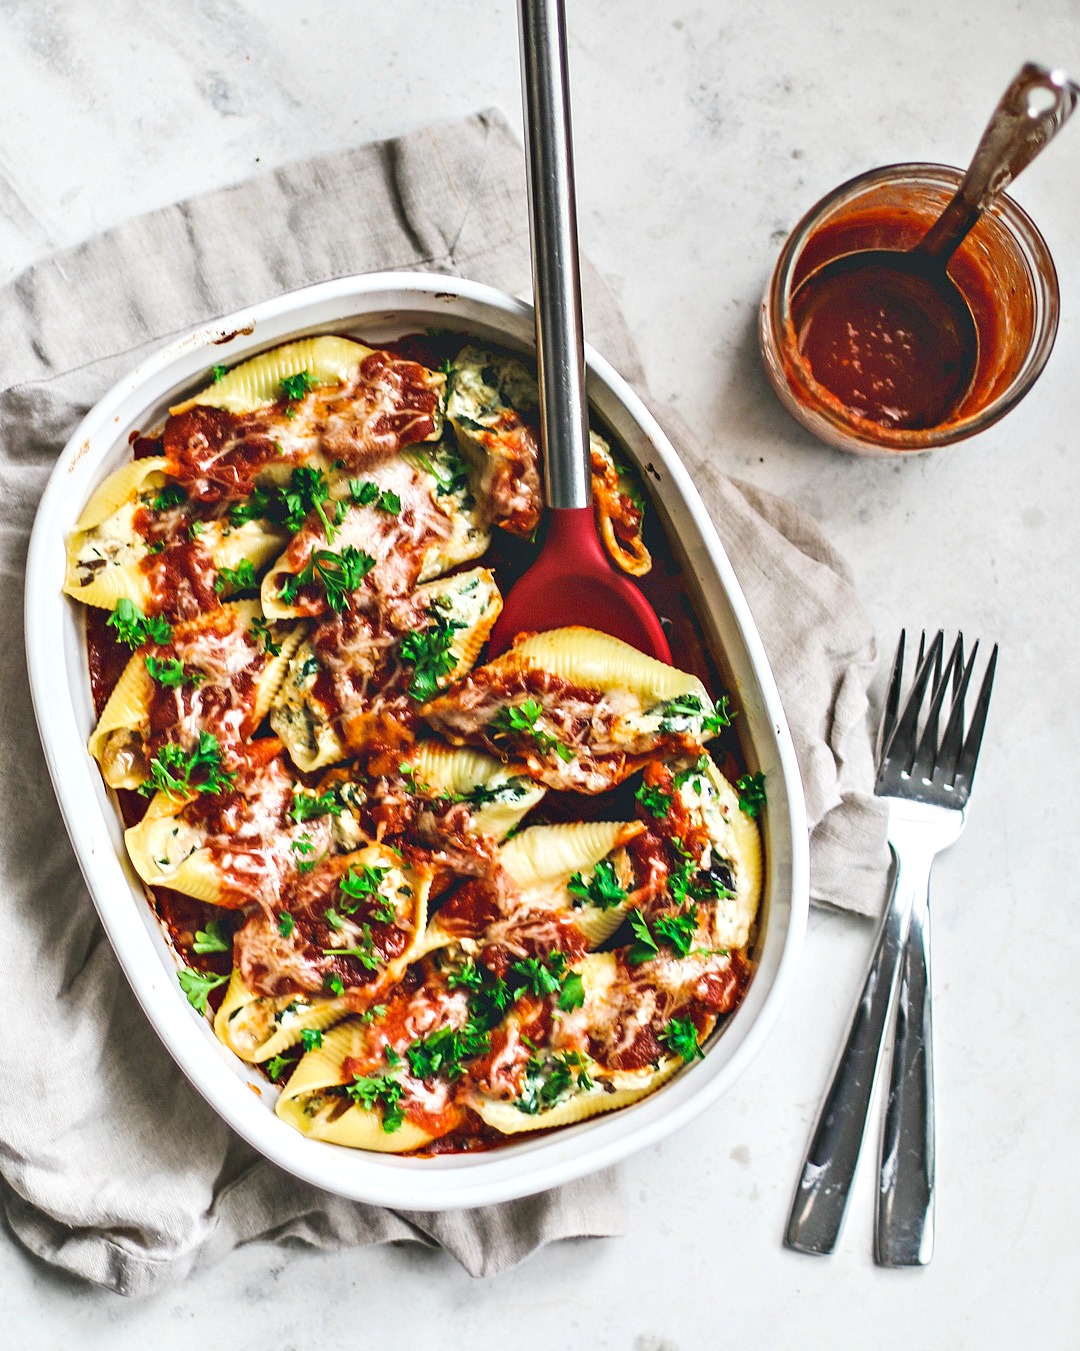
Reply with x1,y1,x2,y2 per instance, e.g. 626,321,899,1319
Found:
910,634,964,783
884,629,944,773
955,643,998,797
937,640,980,786
878,630,906,757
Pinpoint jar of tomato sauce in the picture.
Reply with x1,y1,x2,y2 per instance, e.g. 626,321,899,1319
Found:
759,162,1059,455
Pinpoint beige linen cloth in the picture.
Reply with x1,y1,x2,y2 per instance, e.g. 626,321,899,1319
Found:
0,110,889,1296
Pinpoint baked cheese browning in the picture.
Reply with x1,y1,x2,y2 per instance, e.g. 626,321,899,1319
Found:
422,626,716,793
164,344,445,502
231,843,431,999
270,568,503,771
89,601,302,789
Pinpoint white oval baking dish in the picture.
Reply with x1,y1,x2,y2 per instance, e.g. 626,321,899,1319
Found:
24,273,808,1210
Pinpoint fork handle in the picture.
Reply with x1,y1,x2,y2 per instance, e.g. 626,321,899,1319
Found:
876,896,935,1265
785,843,926,1254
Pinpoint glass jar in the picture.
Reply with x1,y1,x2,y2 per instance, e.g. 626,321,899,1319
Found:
758,163,1060,455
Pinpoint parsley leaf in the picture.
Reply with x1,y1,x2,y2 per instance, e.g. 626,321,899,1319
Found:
144,655,204,689
568,859,627,911
139,732,235,799
210,363,228,383
279,465,341,540
349,479,401,514
345,1073,404,1132
703,695,733,737
399,606,466,702
653,907,700,958
151,482,186,512
300,1027,323,1052
177,966,228,1013
508,952,568,1000
250,615,281,656
192,919,231,954
214,559,257,594
279,545,375,612
324,974,345,996
279,369,320,403
107,598,173,649
558,971,585,1011
490,699,574,762
635,780,672,818
322,925,379,970
627,909,660,965
277,911,295,938
266,1052,298,1082
736,772,767,818
659,1016,704,1063
338,864,391,911
289,787,343,823
228,485,272,526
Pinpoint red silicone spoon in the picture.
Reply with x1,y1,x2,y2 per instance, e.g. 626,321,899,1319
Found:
487,0,671,662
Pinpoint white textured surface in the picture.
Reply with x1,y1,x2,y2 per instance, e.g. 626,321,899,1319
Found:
3,1,1078,1346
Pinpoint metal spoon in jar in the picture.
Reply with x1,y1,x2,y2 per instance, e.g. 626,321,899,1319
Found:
792,63,1079,431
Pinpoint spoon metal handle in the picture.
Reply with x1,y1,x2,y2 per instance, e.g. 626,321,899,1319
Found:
518,0,592,510
919,62,1080,262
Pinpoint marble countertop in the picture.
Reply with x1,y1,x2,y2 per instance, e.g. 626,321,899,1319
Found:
3,2,1078,1346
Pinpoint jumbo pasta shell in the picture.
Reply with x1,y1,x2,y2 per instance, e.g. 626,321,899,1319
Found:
87,653,154,788
274,1019,436,1153
213,970,351,1063
411,567,503,684
470,1055,682,1135
270,637,347,773
73,457,170,531
213,519,290,576
403,742,545,839
499,820,641,890
125,808,223,903
170,337,374,415
508,627,707,705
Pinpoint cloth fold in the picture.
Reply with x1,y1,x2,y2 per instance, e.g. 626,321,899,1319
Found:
0,108,888,1297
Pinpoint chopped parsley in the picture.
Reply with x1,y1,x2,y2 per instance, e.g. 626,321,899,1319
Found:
558,971,585,1011
568,858,627,911
703,694,733,737
322,925,379,970
279,465,343,540
107,598,172,649
210,363,228,383
324,974,345,997
406,1020,490,1082
635,779,672,818
289,787,343,823
177,965,228,1013
339,864,392,914
228,486,272,526
490,698,574,763
266,1052,298,1082
628,907,699,964
345,1073,404,1132
279,545,375,612
139,732,235,799
279,369,320,403
144,655,204,689
214,559,257,594
508,952,569,1000
151,482,186,512
300,1027,323,1052
250,615,281,656
358,1003,388,1025
187,520,205,540
736,772,767,819
192,919,231,954
277,911,295,938
399,605,466,702
323,907,344,930
660,1016,704,1063
349,479,401,514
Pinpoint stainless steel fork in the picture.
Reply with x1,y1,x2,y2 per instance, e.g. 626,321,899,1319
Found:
784,630,997,1264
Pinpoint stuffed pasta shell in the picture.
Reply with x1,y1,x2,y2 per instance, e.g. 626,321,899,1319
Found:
423,626,723,792
270,567,502,771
